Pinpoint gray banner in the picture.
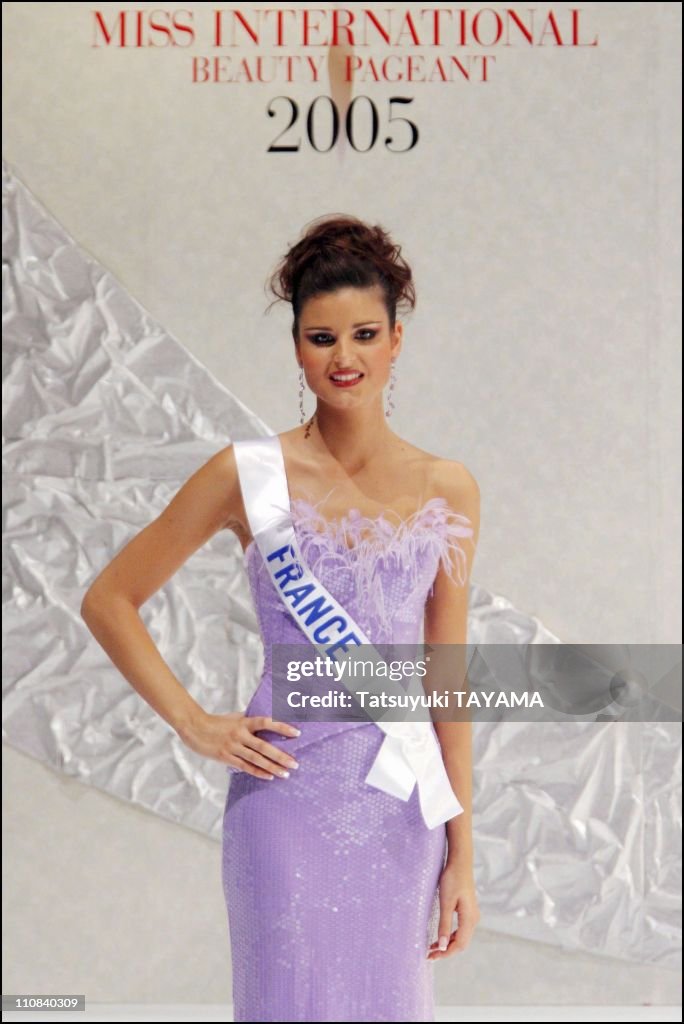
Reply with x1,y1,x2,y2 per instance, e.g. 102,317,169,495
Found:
271,643,682,723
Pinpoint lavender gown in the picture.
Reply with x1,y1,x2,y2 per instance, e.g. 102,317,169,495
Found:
222,494,473,1023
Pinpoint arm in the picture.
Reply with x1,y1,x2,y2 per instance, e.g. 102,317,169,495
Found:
423,458,481,959
80,444,300,780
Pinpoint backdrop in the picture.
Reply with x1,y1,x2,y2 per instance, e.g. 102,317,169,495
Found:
3,0,681,1013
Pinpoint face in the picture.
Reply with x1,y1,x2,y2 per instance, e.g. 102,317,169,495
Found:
295,285,402,409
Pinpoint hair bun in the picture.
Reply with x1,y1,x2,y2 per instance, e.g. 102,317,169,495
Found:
266,214,416,336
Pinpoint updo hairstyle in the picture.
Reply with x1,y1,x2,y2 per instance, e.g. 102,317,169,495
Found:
266,214,416,339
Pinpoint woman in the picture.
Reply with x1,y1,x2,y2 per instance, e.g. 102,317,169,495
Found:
81,214,481,1022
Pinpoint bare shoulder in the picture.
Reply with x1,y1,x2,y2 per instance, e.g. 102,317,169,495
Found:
430,455,480,535
431,455,480,502
192,442,248,536
202,441,238,487
389,437,479,523
397,438,479,500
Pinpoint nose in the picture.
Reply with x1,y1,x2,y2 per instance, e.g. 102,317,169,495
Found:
330,336,357,365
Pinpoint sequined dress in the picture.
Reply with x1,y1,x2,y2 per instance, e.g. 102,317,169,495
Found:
221,494,473,1023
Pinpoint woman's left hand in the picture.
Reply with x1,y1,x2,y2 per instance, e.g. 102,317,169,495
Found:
426,861,480,960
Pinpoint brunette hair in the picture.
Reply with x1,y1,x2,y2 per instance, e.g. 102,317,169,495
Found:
266,214,416,339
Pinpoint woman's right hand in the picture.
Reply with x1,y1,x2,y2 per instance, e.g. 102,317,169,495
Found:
179,710,301,779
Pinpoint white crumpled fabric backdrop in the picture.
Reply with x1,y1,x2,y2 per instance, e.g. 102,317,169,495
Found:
2,157,680,967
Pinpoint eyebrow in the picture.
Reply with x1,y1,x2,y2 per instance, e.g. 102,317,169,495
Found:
303,321,382,330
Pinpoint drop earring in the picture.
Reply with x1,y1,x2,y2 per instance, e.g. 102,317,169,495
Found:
385,358,397,417
298,366,306,424
298,366,315,438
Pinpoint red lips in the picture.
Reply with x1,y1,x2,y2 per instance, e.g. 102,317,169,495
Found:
329,370,364,388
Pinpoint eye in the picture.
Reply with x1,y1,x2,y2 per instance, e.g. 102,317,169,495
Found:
306,330,378,345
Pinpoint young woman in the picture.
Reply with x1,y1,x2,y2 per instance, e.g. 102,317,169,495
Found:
81,214,481,1022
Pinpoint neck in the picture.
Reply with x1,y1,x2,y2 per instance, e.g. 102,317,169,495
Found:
308,400,395,471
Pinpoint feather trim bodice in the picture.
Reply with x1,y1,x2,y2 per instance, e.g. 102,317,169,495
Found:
244,494,473,647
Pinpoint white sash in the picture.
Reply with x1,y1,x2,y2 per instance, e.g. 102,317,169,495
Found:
232,435,464,830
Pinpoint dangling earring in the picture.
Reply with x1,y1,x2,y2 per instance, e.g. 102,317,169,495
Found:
298,366,306,424
385,358,397,417
298,366,316,438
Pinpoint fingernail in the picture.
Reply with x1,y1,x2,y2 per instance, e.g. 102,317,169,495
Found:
438,936,448,951
279,770,290,778
289,761,299,770
290,728,301,736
